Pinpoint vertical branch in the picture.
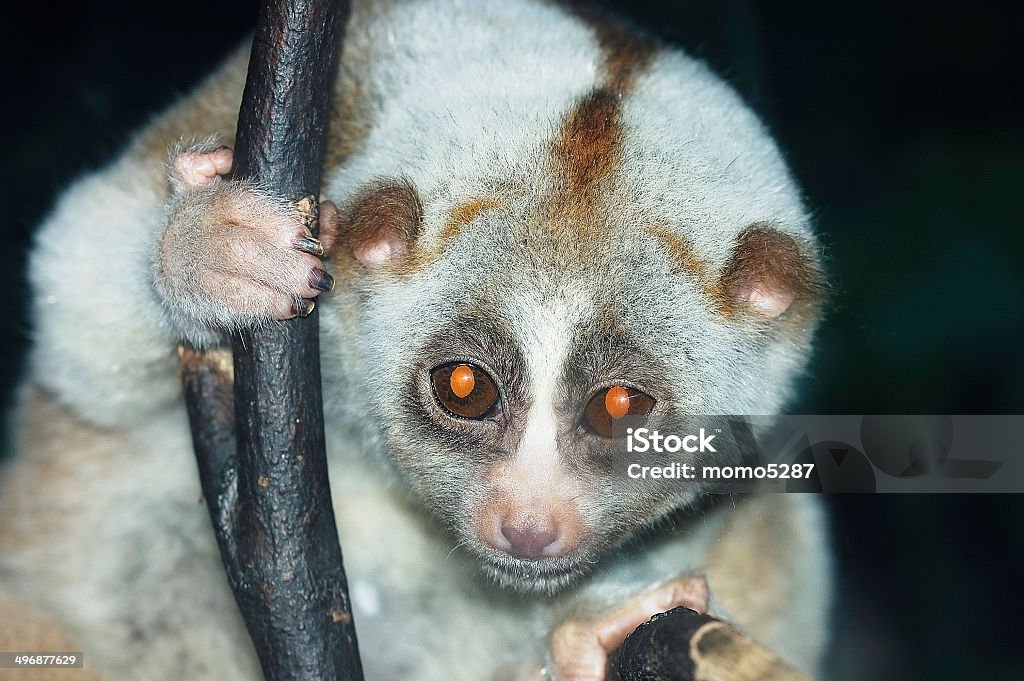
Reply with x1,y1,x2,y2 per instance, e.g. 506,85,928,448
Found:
181,1,363,680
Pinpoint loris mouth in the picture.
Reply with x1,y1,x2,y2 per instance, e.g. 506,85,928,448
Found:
481,555,590,594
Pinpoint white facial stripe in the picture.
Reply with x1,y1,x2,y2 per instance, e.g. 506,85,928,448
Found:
511,291,591,474
516,402,561,478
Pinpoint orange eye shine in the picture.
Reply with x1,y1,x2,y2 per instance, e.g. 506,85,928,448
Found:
431,363,500,420
604,385,631,420
584,385,656,437
450,364,476,398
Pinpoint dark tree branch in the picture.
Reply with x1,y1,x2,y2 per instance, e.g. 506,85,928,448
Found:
181,1,363,680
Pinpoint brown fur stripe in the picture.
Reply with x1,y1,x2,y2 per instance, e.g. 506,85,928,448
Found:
649,223,826,323
444,197,501,241
550,89,623,229
333,181,504,277
647,223,715,295
547,8,658,236
578,6,658,91
405,196,502,273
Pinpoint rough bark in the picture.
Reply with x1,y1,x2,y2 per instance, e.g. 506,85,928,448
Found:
180,1,363,679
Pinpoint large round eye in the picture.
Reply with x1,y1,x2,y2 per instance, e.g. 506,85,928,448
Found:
583,385,655,437
431,363,500,420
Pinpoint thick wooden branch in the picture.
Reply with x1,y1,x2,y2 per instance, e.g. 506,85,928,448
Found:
181,1,362,680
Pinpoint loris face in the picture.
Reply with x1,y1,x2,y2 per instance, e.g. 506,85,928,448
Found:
316,3,824,593
323,169,824,593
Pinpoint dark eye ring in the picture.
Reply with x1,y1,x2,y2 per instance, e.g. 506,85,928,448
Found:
430,363,500,420
582,385,656,437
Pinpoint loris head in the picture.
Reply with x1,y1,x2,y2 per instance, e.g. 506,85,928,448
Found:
319,25,826,593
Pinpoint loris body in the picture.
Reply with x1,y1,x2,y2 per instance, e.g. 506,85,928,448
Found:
0,1,831,680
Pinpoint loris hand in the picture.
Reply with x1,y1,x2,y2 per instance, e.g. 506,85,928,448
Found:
154,144,341,341
526,575,813,681
610,607,815,681
541,576,710,681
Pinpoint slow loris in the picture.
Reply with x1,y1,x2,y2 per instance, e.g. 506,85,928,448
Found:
0,1,830,679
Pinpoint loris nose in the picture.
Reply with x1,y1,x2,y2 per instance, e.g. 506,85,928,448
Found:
497,516,564,559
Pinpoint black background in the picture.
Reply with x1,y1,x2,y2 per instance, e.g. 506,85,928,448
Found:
1,1,1022,678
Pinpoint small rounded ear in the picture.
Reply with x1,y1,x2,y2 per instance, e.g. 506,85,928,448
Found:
718,225,826,319
332,179,423,267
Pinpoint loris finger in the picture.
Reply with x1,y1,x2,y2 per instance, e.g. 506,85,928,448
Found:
172,146,234,189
